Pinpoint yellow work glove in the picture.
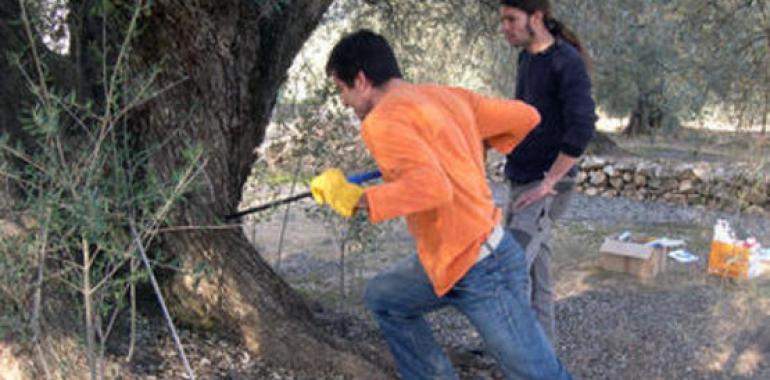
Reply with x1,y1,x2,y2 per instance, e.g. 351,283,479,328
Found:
310,168,365,218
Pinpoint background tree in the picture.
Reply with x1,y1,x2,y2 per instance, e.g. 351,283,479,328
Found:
560,0,768,136
682,0,769,133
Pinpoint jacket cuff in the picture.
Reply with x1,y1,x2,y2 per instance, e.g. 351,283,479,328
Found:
559,142,584,158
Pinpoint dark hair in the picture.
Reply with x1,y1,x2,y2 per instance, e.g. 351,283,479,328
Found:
326,29,403,88
500,0,588,63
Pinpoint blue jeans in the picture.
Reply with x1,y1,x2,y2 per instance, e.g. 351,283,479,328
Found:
364,231,572,380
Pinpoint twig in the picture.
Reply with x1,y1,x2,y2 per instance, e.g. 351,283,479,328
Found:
275,158,303,270
95,283,130,378
0,144,50,177
126,255,137,361
113,76,190,122
104,0,144,121
129,221,196,380
31,211,51,342
82,236,98,380
17,0,49,101
156,224,243,233
141,156,207,241
90,255,132,294
34,342,53,380
77,0,145,189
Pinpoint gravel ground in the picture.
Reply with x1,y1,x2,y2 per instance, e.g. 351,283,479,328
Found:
123,182,770,379
563,191,770,239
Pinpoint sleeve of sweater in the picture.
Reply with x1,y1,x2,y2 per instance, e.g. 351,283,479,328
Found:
556,52,597,157
466,90,541,155
361,109,454,224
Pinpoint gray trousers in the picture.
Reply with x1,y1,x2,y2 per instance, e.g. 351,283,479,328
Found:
504,177,574,345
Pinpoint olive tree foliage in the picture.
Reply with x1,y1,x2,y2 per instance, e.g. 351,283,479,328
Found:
680,0,769,132
275,0,510,108
558,0,768,135
354,0,512,94
556,0,697,136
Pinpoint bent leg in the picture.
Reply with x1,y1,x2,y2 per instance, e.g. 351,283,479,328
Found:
450,233,571,380
364,255,457,380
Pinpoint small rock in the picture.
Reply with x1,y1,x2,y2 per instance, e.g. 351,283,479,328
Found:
622,173,632,182
603,165,617,177
580,156,606,170
610,178,624,190
575,171,588,184
589,171,607,186
634,174,647,187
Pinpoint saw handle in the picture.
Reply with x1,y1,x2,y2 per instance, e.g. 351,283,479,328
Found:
347,170,382,184
224,169,381,220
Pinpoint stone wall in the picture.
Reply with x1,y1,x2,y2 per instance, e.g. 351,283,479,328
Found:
575,156,769,214
492,156,769,214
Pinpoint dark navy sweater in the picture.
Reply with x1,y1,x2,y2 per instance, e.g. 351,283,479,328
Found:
505,39,597,183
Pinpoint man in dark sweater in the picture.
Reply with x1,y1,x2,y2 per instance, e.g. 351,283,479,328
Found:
499,0,597,345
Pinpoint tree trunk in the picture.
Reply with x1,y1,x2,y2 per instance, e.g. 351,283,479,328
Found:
1,0,392,377
624,92,664,136
130,1,391,376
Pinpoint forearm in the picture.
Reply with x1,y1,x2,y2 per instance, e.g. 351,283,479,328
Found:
542,153,578,188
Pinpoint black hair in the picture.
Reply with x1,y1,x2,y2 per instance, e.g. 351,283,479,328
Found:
326,29,403,87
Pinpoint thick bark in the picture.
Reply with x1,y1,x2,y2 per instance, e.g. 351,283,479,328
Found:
131,1,391,376
2,0,392,376
624,92,664,136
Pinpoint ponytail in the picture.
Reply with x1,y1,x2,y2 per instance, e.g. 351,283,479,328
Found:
545,16,588,65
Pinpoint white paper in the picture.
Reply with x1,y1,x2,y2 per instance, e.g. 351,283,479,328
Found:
668,250,699,263
759,248,770,262
645,237,686,248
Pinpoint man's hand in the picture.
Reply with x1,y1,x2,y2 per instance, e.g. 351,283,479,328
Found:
513,179,557,210
310,168,365,218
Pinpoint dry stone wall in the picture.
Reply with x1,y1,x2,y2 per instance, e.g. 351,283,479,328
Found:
492,156,769,214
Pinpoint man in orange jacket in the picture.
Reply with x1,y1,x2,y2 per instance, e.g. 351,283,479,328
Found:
311,29,572,379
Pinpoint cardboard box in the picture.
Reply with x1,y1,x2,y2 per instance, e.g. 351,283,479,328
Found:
599,237,667,279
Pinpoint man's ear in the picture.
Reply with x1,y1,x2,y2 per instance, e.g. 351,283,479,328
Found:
353,70,371,91
531,10,545,27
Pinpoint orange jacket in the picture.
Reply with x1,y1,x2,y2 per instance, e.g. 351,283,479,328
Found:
361,84,540,296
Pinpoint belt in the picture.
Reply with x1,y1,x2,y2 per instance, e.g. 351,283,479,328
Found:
477,224,505,263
